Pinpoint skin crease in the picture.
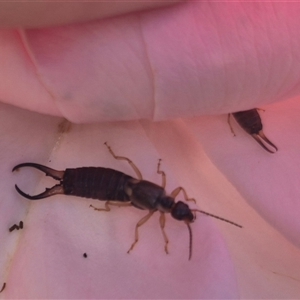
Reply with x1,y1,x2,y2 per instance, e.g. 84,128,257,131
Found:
0,2,181,28
1,2,300,298
2,2,300,122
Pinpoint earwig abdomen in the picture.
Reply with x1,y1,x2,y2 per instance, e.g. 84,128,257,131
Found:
232,109,262,134
63,167,133,201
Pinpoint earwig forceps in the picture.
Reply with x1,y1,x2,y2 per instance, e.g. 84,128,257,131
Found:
228,109,278,153
250,130,278,154
13,143,242,260
13,163,65,200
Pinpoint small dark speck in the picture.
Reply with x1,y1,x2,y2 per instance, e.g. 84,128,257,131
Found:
19,221,23,229
83,253,87,258
0,282,6,293
58,119,72,134
9,221,24,232
9,224,18,232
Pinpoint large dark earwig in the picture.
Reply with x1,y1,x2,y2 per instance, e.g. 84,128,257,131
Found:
228,109,278,153
13,143,242,260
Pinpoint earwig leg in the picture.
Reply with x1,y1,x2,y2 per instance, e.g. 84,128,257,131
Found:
227,114,236,136
90,201,132,212
104,142,143,180
159,212,169,254
90,201,111,212
157,159,166,188
170,187,196,203
127,210,155,254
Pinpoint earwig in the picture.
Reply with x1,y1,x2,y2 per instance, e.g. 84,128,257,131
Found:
228,109,278,153
13,143,242,260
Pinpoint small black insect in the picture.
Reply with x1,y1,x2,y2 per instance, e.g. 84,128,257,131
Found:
0,282,6,293
83,253,87,258
13,143,242,260
9,224,18,232
9,221,24,232
19,221,23,229
228,109,278,153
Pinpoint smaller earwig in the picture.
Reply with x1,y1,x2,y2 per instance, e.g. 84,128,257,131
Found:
13,143,242,260
228,109,278,153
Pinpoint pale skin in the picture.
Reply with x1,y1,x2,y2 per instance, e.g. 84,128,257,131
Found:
2,2,300,298
1,2,300,121
0,2,181,28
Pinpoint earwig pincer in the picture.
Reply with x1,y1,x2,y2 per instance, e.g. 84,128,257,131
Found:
13,143,242,260
228,109,278,153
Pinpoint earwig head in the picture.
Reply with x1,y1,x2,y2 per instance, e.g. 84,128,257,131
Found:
171,201,194,223
171,203,242,260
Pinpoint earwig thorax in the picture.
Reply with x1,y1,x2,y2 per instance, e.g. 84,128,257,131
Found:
171,201,194,222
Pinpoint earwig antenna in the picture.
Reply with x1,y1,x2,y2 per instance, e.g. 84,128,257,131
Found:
185,222,193,261
192,209,242,228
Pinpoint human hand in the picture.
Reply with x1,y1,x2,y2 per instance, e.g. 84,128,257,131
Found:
1,2,300,123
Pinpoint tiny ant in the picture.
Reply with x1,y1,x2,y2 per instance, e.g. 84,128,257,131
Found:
13,143,242,260
228,109,278,153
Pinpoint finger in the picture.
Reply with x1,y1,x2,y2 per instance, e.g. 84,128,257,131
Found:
0,2,181,28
